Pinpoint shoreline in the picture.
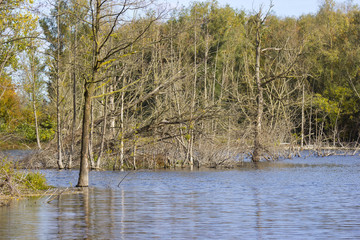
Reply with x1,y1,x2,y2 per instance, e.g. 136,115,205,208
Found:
0,187,84,207
1,145,359,172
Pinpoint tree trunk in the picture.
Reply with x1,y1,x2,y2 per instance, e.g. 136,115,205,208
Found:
252,19,263,163
309,96,313,145
301,83,305,149
33,87,41,150
133,142,137,170
109,82,115,138
57,1,64,169
119,77,125,171
78,0,100,186
96,90,107,169
204,25,209,105
212,43,219,136
69,23,77,169
77,83,94,187
89,102,95,169
189,15,198,167
31,52,41,150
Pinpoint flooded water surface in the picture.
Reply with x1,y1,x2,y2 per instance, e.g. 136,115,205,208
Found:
0,149,35,162
1,155,360,239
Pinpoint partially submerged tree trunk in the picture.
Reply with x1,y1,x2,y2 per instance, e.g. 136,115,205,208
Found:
77,82,94,187
56,2,64,169
69,23,77,169
189,13,198,167
252,14,263,163
301,83,305,149
29,49,41,150
119,76,125,171
76,0,158,186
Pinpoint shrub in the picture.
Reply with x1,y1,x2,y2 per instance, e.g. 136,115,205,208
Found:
24,172,49,190
0,158,51,196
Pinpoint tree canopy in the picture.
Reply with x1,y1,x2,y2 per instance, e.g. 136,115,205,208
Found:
1,0,360,167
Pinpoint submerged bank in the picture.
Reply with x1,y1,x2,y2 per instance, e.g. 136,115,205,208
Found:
0,187,84,207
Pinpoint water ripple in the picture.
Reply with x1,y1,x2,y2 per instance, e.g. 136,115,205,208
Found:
1,155,360,239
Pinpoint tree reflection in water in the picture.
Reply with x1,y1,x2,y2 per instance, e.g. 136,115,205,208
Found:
1,157,360,239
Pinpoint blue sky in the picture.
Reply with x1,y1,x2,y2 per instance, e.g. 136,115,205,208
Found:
168,0,360,17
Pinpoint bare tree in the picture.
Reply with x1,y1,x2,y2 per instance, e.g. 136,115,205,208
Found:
56,0,64,169
251,7,268,162
77,0,161,187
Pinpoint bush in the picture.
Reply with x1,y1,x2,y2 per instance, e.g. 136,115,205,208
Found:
15,123,55,143
0,158,51,196
24,172,49,190
15,123,36,141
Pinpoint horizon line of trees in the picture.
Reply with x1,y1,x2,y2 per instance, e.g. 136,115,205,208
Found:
1,0,360,185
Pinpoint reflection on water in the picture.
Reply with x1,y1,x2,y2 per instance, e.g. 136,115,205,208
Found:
1,155,360,239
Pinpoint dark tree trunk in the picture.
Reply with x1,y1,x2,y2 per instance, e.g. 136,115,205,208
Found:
77,83,93,187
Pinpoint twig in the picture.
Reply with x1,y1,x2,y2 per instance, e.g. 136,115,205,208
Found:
47,187,69,204
117,171,134,187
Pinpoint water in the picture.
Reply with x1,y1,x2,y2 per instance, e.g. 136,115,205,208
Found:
0,149,35,162
1,155,360,239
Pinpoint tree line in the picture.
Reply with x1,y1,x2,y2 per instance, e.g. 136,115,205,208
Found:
1,0,360,186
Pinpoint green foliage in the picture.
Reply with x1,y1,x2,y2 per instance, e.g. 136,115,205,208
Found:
10,112,55,143
0,158,21,178
313,94,339,118
0,158,51,195
15,122,55,142
2,0,360,159
24,172,49,190
39,115,56,141
15,123,37,141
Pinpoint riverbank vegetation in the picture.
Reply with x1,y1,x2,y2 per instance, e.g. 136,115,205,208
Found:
1,0,360,178
0,158,52,205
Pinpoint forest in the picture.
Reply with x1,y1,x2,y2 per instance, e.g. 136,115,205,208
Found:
1,0,360,177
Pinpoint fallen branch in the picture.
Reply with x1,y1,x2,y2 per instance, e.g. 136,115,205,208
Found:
117,171,133,187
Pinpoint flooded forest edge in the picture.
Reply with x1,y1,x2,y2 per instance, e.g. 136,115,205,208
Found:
1,0,360,184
